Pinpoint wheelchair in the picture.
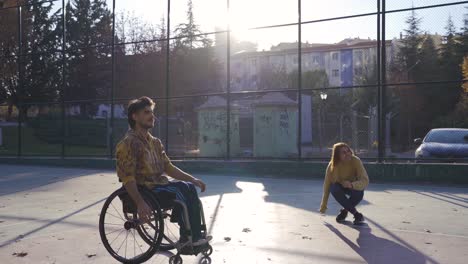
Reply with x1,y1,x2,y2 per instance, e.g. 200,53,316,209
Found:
99,185,213,264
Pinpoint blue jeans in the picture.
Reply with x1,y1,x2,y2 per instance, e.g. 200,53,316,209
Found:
152,181,202,241
330,183,364,215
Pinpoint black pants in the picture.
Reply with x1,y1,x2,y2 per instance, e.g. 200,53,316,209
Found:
152,181,202,241
330,183,364,214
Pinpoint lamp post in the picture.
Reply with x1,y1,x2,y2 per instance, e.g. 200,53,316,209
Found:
318,92,327,152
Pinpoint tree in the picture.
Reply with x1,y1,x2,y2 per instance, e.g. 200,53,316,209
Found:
115,11,161,54
433,56,468,128
430,17,463,120
440,16,462,82
397,9,423,83
64,0,113,116
256,65,289,91
170,0,222,96
0,1,62,120
0,6,19,118
457,8,468,57
173,0,212,49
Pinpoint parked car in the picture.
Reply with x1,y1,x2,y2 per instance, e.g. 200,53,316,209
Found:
414,128,468,161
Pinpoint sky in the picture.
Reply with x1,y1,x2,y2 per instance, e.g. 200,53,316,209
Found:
116,0,467,51
46,0,468,51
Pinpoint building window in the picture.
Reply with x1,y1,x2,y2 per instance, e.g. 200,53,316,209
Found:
332,53,338,61
354,67,363,76
332,69,339,77
293,56,298,64
251,59,257,67
312,56,320,64
355,50,363,61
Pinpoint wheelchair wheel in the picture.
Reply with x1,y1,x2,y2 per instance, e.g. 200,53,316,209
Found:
202,245,213,257
169,254,183,264
137,207,180,251
99,188,164,263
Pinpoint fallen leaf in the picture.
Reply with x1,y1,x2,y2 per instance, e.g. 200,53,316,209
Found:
13,252,28,257
424,229,432,233
224,237,231,242
302,236,312,240
242,228,251,233
402,221,411,224
86,254,96,258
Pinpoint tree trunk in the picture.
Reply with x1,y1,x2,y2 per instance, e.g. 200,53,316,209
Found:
6,103,13,121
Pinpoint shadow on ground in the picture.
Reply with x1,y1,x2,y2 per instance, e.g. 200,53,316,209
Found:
0,165,101,196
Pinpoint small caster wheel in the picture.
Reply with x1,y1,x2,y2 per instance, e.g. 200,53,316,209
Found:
169,255,183,264
202,245,213,257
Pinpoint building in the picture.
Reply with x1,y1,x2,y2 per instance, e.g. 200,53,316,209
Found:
229,38,397,92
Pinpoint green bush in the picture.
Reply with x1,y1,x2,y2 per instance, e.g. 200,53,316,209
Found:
28,115,128,147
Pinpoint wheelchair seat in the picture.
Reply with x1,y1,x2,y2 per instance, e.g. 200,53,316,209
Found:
117,186,177,214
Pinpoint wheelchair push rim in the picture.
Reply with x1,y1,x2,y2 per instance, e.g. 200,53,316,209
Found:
99,188,164,263
137,208,180,251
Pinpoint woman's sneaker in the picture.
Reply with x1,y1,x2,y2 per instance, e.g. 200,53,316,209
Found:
336,209,348,223
353,212,365,225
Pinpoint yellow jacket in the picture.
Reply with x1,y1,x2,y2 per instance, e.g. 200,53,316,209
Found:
319,155,369,212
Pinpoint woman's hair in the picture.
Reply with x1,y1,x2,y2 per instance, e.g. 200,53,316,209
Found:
127,96,155,129
330,142,354,170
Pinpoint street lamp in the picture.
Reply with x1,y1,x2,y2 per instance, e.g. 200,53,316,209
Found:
320,92,328,101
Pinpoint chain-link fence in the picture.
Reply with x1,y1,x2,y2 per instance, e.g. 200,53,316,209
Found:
0,0,467,163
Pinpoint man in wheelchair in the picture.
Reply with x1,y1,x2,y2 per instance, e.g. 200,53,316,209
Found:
116,96,212,247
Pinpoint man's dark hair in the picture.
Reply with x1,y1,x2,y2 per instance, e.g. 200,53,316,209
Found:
127,96,155,129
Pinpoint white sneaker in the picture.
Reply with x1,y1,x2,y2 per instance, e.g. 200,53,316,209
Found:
192,235,213,246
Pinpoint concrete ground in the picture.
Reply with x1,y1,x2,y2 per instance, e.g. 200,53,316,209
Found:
0,164,467,264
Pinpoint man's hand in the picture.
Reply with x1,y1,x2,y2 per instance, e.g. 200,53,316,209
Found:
192,178,206,192
342,181,353,189
137,201,152,223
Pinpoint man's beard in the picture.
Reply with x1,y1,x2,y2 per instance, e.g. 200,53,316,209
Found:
140,121,154,130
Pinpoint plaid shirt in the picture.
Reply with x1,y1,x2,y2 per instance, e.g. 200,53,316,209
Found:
116,130,172,188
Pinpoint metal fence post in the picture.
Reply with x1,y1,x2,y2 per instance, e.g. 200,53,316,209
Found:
226,0,231,160
17,6,22,157
297,0,302,159
377,0,383,163
61,0,66,158
165,0,171,152
109,0,116,159
381,0,387,161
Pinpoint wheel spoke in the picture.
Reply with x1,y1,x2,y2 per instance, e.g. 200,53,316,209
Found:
131,227,145,255
109,229,126,246
133,229,136,258
106,211,125,222
104,222,123,226
116,230,129,254
106,227,124,236
110,202,125,221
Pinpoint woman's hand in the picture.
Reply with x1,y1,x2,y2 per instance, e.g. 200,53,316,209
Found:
342,181,353,189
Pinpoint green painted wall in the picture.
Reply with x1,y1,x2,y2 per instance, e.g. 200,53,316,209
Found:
254,106,298,157
197,109,240,157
